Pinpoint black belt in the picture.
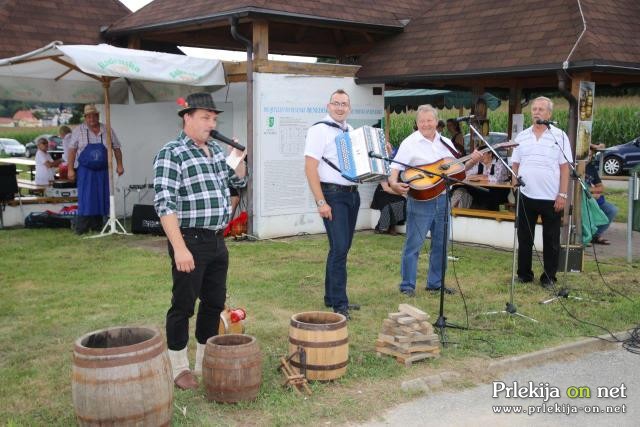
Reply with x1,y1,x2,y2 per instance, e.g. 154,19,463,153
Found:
181,227,224,238
320,182,358,193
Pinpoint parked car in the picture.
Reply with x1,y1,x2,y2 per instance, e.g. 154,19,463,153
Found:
463,131,510,156
25,134,63,158
598,136,640,175
0,138,27,157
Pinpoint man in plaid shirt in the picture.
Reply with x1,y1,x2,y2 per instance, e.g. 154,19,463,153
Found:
154,92,247,390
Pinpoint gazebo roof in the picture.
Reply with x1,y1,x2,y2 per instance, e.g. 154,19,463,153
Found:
0,0,131,58
356,0,640,88
104,0,426,58
107,0,422,34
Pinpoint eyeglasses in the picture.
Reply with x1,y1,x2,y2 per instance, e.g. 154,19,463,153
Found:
330,101,350,108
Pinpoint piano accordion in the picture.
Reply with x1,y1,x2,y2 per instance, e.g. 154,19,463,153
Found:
334,126,390,182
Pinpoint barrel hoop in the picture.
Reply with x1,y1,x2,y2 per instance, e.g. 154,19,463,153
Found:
289,319,346,331
288,336,348,348
202,359,262,370
73,342,165,368
289,359,348,371
71,368,166,385
205,383,262,393
74,331,163,357
75,400,171,423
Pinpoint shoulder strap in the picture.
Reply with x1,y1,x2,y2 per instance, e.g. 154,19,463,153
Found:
439,136,461,158
313,121,360,183
313,120,345,131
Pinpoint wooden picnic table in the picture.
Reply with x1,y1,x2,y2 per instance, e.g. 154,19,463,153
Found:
0,157,36,181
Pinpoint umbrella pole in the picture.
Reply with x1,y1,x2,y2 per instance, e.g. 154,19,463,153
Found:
89,79,128,238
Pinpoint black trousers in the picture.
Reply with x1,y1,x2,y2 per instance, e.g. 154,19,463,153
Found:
166,228,228,350
517,194,561,281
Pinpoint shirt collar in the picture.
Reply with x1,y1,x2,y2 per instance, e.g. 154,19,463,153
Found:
179,130,214,149
418,130,439,144
324,114,348,131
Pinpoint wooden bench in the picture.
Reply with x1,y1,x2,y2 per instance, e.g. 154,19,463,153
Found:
17,179,47,196
451,207,544,224
7,195,77,206
452,207,516,222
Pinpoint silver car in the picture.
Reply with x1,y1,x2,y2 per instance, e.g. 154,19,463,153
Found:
0,138,27,157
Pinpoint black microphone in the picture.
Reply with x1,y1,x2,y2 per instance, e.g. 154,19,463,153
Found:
455,114,475,122
210,130,246,151
368,151,386,160
535,119,558,126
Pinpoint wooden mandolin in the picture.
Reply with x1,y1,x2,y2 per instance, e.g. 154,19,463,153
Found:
400,141,517,201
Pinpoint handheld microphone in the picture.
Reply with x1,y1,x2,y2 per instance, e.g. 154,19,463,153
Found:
368,151,386,160
455,114,475,122
210,130,246,151
535,119,558,126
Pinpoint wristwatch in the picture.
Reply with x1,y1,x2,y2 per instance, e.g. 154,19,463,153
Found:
316,199,326,207
558,192,567,199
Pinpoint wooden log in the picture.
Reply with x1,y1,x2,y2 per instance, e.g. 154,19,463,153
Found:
375,346,406,358
396,316,418,325
398,304,429,321
377,334,397,345
388,312,405,321
397,352,439,366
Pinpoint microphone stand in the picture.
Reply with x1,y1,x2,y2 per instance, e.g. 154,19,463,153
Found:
538,124,594,305
467,123,537,322
371,153,487,345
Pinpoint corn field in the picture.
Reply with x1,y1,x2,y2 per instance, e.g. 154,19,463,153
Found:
388,103,640,147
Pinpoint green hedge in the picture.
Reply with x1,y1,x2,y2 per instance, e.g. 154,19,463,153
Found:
389,105,640,147
0,127,59,144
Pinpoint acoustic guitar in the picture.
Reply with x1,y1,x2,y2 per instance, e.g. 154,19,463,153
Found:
400,141,517,201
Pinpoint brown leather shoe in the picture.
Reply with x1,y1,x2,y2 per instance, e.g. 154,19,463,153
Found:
174,370,199,390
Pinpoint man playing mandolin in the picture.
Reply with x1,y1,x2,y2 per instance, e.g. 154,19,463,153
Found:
389,105,481,296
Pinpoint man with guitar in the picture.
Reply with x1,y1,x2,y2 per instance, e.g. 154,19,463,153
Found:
511,96,570,287
304,89,360,319
389,105,481,296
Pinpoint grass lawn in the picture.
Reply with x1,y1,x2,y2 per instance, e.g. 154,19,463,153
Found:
1,229,638,426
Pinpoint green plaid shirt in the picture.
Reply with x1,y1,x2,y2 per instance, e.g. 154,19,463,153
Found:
153,131,247,230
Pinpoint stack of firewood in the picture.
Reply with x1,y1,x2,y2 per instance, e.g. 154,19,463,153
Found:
375,304,441,366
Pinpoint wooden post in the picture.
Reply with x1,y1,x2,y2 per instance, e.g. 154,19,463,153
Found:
127,36,140,50
568,72,592,246
385,106,391,148
507,84,522,140
470,86,485,149
253,20,269,64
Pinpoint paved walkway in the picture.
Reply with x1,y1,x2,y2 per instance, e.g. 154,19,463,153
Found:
358,345,638,427
583,222,639,261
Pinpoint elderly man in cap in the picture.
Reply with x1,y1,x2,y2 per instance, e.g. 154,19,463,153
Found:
153,92,247,390
67,104,124,234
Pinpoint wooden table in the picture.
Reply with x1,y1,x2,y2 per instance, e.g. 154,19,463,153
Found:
0,158,36,181
463,176,514,189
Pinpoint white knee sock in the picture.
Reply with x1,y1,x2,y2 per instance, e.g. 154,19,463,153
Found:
167,347,190,380
193,342,206,376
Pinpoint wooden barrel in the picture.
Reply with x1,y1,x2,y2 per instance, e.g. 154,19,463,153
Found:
202,334,262,403
288,311,348,381
72,326,173,427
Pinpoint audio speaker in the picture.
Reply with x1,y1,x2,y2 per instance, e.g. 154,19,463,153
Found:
558,245,583,273
0,164,18,202
131,204,164,235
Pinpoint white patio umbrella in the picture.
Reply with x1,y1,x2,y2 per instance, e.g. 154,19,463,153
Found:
0,41,226,236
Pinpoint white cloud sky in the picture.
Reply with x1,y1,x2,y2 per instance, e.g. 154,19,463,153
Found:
118,0,316,63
